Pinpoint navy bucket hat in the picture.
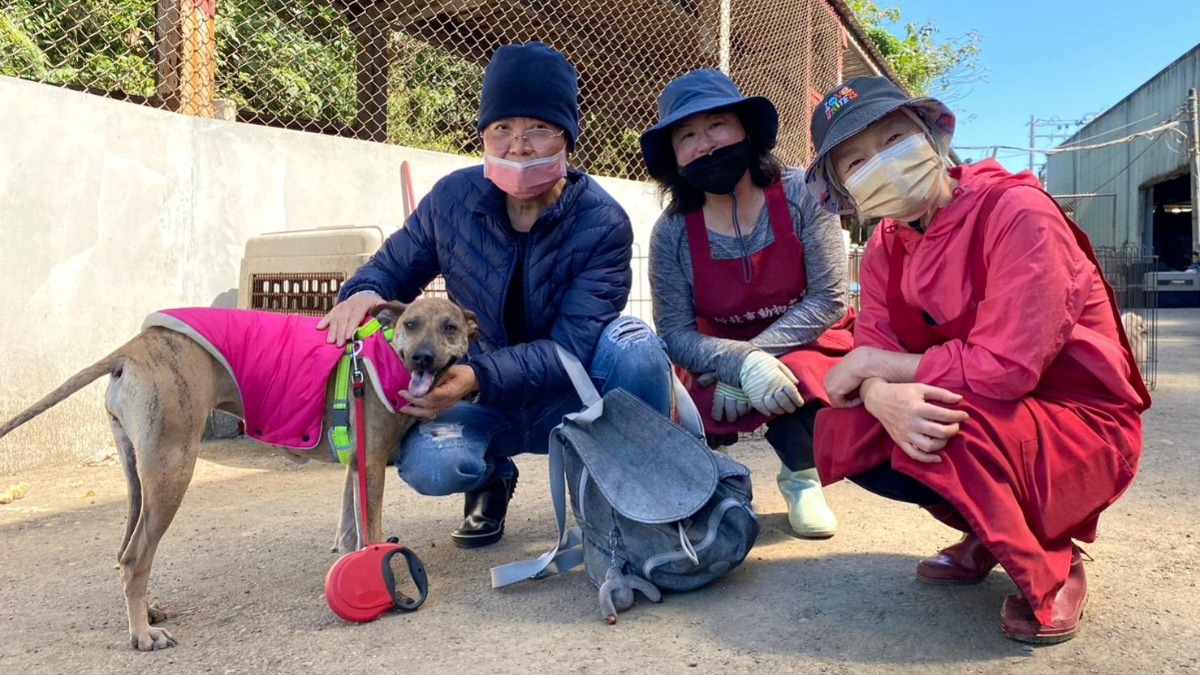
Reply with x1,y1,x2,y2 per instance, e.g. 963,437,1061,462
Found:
804,76,955,214
640,70,779,181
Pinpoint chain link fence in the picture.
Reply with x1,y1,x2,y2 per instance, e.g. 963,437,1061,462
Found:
2,0,853,180
1053,193,1118,249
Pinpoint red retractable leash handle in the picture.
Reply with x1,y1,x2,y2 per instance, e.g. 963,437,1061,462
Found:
324,350,428,624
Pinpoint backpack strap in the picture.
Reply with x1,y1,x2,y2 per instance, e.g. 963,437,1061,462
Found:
489,345,598,588
488,424,586,587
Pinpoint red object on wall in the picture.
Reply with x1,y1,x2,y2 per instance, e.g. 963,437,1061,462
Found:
194,0,216,19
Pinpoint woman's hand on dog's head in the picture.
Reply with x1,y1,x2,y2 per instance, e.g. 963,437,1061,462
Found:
318,292,387,347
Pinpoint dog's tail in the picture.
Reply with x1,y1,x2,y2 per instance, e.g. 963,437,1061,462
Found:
0,351,125,440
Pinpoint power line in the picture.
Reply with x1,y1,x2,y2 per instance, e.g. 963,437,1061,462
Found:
955,143,1050,153
1056,114,1160,148
1090,131,1169,194
953,120,1182,155
1026,113,1100,170
1047,120,1182,153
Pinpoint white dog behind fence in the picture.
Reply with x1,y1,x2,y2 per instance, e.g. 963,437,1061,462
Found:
1121,311,1149,369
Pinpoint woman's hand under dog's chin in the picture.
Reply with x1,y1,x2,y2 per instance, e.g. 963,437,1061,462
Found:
398,365,479,419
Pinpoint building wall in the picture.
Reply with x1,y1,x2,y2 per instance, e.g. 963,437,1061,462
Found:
0,76,663,471
1044,46,1199,247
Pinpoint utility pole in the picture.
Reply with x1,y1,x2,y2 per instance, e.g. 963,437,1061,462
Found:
1026,114,1099,179
1189,88,1199,264
1028,115,1036,172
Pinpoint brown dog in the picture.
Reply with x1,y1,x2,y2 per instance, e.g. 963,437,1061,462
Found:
0,297,476,651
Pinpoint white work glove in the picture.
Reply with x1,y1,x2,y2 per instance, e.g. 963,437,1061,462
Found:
712,382,752,422
739,351,804,416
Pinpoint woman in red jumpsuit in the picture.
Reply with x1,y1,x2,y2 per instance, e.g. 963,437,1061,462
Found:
804,76,1150,643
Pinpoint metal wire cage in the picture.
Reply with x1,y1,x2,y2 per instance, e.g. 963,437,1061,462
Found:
1094,245,1159,390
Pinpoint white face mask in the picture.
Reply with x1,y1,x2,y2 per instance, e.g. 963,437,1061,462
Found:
844,134,945,221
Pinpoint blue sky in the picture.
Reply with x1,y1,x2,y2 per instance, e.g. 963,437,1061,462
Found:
881,0,1198,173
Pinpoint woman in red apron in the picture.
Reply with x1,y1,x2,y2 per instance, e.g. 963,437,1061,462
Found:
640,70,855,538
804,76,1150,643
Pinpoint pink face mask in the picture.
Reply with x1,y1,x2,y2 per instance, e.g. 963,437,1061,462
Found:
483,150,567,200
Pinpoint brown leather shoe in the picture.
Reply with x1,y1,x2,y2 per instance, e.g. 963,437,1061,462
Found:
916,533,999,585
1001,548,1087,644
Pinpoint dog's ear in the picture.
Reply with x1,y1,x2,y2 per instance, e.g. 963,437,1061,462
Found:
461,309,480,341
371,301,408,328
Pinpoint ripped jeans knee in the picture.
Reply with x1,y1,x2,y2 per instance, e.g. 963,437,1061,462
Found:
590,316,672,415
394,411,502,496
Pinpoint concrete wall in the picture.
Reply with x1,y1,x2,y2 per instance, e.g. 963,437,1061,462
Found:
0,76,665,471
1044,45,1199,248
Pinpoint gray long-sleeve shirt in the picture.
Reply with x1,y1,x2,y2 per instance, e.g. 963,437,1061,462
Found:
649,169,849,388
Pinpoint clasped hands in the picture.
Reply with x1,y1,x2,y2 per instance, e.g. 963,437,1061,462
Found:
710,351,803,423
825,346,969,465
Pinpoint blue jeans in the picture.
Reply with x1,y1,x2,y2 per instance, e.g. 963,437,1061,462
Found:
395,317,671,496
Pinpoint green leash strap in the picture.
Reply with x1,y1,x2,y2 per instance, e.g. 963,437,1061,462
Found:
329,318,395,465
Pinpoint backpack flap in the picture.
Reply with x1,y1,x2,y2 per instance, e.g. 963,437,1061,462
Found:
712,450,751,480
555,388,719,524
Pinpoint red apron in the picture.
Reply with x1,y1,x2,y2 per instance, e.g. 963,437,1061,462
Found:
814,178,1150,625
680,181,854,435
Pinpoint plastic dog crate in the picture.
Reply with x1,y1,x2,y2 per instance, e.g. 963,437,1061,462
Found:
204,227,386,441
237,226,386,316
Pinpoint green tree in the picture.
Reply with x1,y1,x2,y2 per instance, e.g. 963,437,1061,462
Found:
0,0,155,95
386,34,484,155
846,0,983,100
0,10,49,77
216,0,357,125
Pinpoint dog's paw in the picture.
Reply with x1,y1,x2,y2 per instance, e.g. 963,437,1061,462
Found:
332,528,358,555
130,626,177,651
147,604,168,624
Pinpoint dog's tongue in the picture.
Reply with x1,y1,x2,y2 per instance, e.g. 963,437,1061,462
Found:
409,372,435,398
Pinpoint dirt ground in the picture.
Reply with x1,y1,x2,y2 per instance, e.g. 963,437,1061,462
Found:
1,311,1197,675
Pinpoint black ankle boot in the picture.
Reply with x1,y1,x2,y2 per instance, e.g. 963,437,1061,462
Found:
451,464,519,549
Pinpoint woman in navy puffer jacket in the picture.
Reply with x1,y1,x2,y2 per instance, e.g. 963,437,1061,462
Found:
320,42,671,549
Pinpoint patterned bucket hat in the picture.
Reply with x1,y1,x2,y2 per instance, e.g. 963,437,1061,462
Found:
805,76,955,214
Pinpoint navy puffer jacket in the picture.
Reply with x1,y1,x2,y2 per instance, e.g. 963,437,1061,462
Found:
338,166,633,408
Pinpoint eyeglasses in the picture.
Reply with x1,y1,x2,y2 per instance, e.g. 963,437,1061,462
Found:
482,127,565,152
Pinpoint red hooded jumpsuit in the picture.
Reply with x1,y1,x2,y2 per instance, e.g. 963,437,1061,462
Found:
814,160,1151,625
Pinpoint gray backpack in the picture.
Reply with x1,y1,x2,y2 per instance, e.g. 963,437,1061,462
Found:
491,346,759,605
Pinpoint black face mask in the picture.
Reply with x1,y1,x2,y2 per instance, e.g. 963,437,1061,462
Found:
678,138,753,195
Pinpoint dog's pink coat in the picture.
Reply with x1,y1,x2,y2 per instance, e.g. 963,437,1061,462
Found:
144,308,410,450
